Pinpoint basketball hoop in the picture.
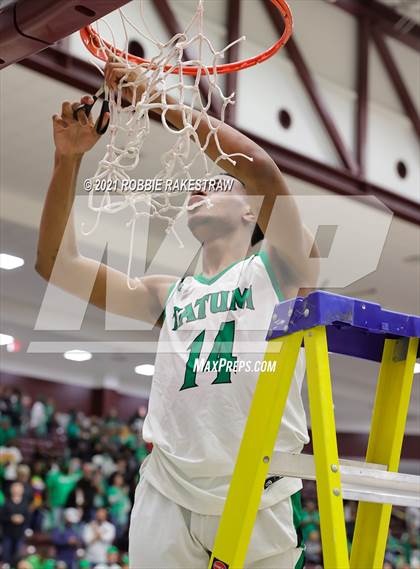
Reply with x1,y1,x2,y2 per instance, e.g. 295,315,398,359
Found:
79,0,293,75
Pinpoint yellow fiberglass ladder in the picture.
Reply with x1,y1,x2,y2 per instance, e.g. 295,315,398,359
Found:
208,291,419,569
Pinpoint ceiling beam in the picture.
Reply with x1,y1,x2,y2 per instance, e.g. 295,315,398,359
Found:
241,129,420,225
19,46,102,94
153,0,222,118
285,37,359,175
18,47,420,226
225,0,241,124
356,17,370,177
262,0,358,174
371,27,420,138
331,0,420,52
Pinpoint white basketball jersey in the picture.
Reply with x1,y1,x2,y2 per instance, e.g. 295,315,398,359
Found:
142,251,309,515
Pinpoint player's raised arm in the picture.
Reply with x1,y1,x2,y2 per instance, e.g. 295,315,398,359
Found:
105,62,319,289
36,97,174,326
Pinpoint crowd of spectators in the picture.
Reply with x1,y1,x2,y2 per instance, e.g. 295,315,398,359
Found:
0,386,419,569
300,492,420,568
0,387,148,569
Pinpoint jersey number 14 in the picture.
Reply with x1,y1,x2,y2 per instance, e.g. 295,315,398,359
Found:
180,321,237,391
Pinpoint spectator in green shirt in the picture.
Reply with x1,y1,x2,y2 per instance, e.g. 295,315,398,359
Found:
106,473,131,536
401,529,420,566
46,462,80,525
301,500,320,542
135,438,149,463
386,529,406,568
66,412,81,455
0,416,17,446
119,425,136,451
45,397,56,433
105,408,121,429
25,554,56,569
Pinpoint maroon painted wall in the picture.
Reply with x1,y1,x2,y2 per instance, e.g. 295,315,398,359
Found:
305,430,419,461
0,372,147,420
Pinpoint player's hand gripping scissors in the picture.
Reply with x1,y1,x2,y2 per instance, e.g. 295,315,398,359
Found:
73,84,110,135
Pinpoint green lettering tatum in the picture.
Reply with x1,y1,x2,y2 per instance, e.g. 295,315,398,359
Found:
172,286,254,331
229,286,254,311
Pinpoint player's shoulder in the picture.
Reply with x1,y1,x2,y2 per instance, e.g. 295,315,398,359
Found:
141,274,178,308
250,241,300,300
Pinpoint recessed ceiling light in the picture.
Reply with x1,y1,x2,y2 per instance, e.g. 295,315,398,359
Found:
64,349,92,362
0,334,14,346
414,362,420,375
135,364,155,376
0,253,24,270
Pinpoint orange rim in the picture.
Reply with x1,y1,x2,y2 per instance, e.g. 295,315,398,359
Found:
80,0,293,75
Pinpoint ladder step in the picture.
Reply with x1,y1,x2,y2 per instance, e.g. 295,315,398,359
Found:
270,453,420,508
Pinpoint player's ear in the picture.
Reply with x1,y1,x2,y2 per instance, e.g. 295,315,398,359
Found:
242,207,256,226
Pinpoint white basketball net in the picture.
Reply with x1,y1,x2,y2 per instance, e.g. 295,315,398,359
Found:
83,0,252,285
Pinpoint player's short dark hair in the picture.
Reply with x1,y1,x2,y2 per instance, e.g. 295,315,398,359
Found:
220,173,265,246
251,223,264,246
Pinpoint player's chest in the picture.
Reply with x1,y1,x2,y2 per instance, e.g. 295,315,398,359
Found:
168,282,257,333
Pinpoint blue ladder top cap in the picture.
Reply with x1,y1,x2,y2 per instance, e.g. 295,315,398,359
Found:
267,291,420,361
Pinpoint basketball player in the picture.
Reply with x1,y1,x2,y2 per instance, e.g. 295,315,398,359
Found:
36,61,319,568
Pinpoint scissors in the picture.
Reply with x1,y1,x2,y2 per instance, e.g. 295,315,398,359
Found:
72,85,110,135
